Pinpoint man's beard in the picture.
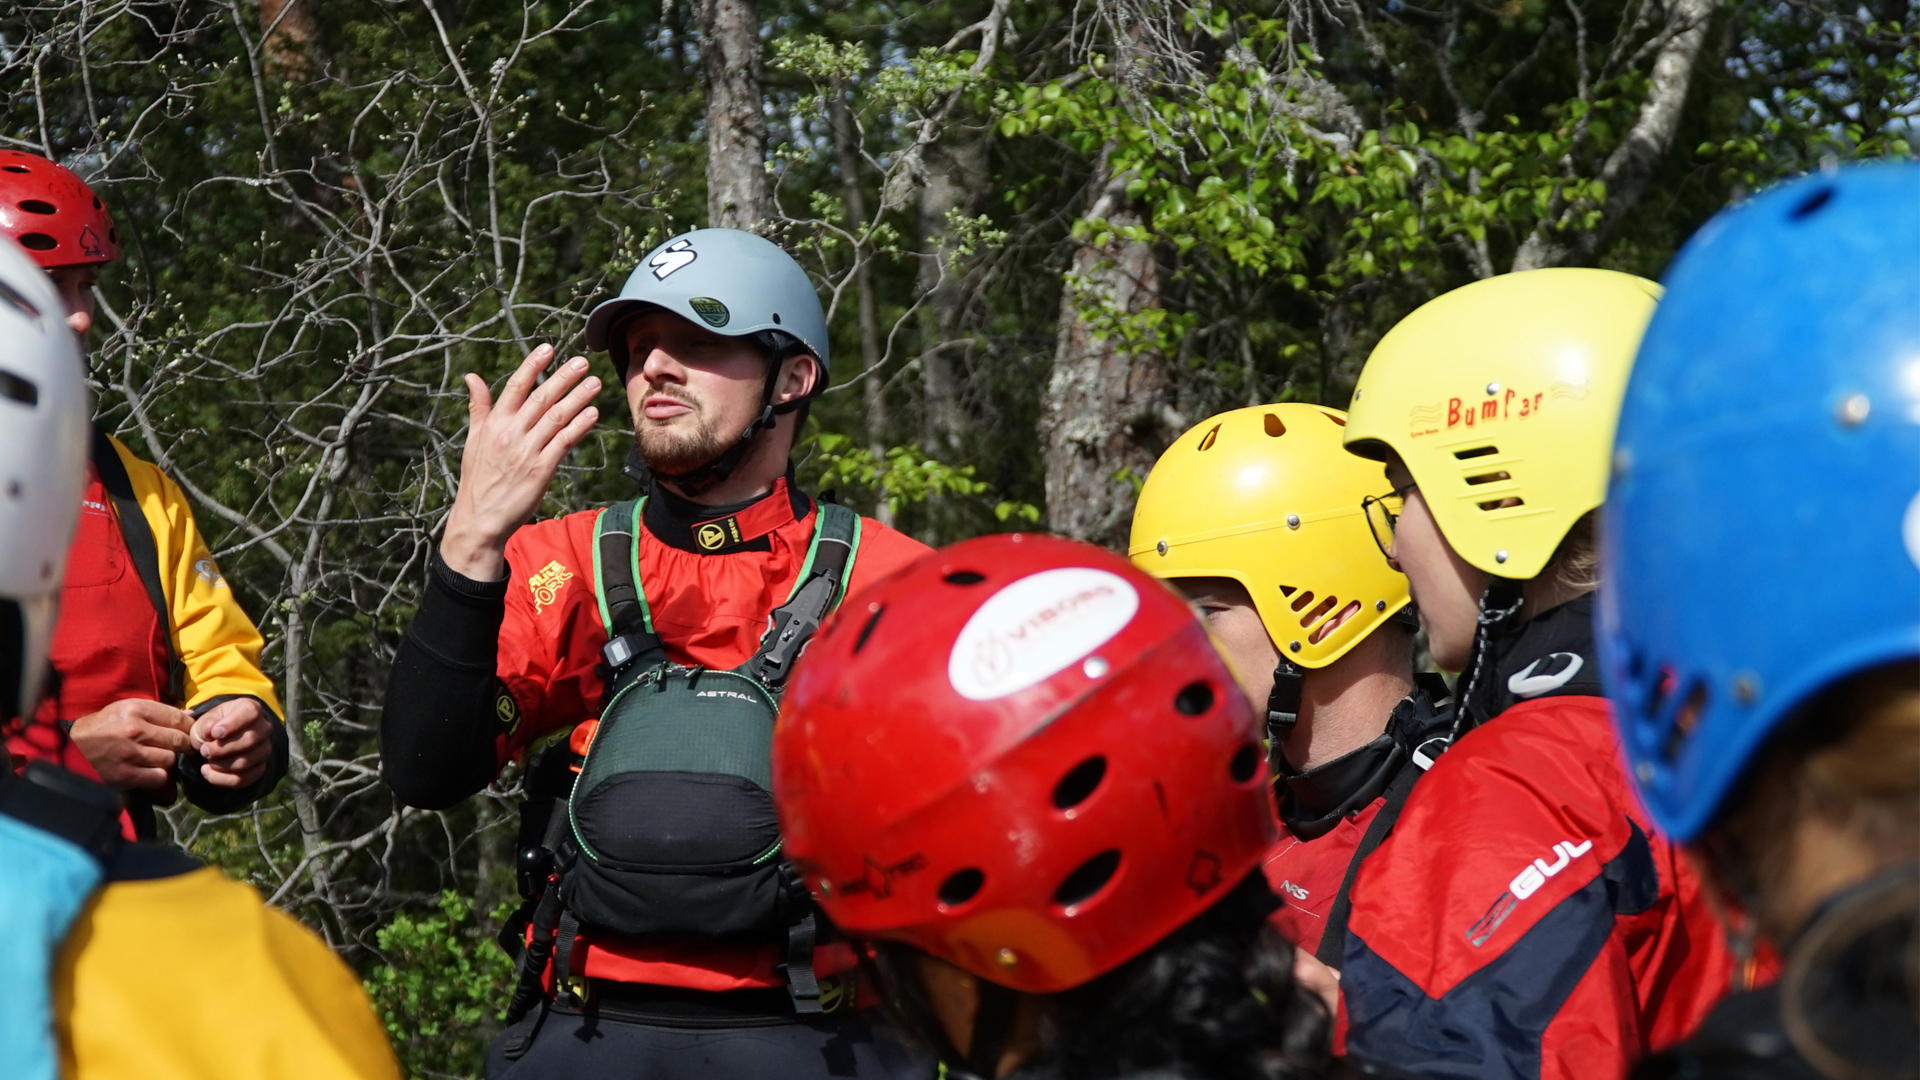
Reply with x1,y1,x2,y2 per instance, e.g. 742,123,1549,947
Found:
635,402,734,476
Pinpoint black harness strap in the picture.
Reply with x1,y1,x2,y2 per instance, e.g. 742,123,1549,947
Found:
746,504,858,693
1313,756,1423,970
90,426,184,704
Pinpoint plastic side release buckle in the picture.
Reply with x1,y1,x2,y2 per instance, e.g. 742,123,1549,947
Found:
601,633,645,671
1411,735,1450,772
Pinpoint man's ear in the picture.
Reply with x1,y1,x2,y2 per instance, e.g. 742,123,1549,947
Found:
776,353,820,405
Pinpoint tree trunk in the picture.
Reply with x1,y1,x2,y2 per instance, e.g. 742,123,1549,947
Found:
915,134,989,460
1512,0,1722,268
260,0,324,82
1042,157,1180,549
829,83,895,526
700,0,770,230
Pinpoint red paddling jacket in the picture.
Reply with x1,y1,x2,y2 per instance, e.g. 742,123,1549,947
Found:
1341,594,1747,1080
381,474,929,992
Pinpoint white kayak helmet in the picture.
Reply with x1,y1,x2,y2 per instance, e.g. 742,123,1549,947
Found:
0,234,89,722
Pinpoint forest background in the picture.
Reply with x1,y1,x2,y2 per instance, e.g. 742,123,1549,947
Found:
2,0,1913,1073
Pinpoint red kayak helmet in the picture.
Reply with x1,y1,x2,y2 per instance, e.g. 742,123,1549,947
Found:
0,151,121,268
774,533,1276,994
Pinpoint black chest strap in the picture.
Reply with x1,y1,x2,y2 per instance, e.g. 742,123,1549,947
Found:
90,426,184,705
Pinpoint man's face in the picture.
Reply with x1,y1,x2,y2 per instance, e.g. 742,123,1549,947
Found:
1382,451,1488,670
1173,577,1279,712
622,311,773,474
47,263,100,339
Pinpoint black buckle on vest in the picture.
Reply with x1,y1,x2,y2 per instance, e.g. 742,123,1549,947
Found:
601,633,649,672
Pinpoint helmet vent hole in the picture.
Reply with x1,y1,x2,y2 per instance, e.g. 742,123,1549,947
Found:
1263,413,1286,437
1790,187,1835,220
1454,445,1498,459
1288,589,1317,613
1,165,29,174
853,604,885,653
937,868,985,908
1464,470,1512,486
1230,744,1260,783
771,312,782,324
1277,585,1297,597
1173,681,1214,716
1298,594,1338,629
943,570,985,585
1053,850,1121,909
0,369,39,406
1196,424,1221,451
0,280,43,322
1309,601,1361,645
1660,681,1709,763
17,199,56,215
17,233,56,251
1322,411,1346,427
1477,496,1525,511
1052,756,1107,810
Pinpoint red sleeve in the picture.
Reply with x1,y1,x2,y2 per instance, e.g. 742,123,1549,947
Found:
1339,696,1735,1080
494,511,608,766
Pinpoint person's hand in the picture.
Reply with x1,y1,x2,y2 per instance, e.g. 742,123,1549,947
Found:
1293,947,1342,1019
69,698,194,793
190,697,275,789
442,344,601,581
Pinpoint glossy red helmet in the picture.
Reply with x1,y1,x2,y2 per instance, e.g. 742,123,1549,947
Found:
774,533,1275,994
0,151,121,269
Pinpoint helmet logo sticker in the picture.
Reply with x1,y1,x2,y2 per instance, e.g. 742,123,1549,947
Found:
838,853,928,899
648,237,696,280
1184,850,1223,894
1904,490,1920,571
1406,383,1577,438
1506,652,1584,698
688,296,730,327
948,567,1140,701
77,225,106,259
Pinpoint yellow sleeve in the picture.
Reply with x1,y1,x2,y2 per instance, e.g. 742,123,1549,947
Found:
109,437,284,717
54,866,401,1080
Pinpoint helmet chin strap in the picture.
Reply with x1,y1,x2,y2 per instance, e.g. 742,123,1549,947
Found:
1265,657,1307,771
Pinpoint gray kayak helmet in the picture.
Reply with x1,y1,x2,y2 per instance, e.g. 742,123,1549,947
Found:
585,228,831,385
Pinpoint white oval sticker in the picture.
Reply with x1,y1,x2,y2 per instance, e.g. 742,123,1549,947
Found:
948,568,1140,701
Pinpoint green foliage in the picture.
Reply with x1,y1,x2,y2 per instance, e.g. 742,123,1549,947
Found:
804,431,1038,523
364,892,517,1079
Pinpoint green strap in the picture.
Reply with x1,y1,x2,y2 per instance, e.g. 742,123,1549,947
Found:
593,498,653,640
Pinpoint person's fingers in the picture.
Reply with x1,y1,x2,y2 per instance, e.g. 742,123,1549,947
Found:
541,404,601,462
202,724,266,760
494,344,555,413
464,372,494,422
122,741,182,769
534,370,602,440
522,354,593,417
122,698,195,732
196,697,263,742
134,722,194,754
200,754,266,787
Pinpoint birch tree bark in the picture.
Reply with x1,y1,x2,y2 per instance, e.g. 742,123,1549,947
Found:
1512,0,1724,268
916,135,989,460
701,0,770,229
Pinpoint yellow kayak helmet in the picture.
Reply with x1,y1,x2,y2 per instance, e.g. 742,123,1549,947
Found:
1343,268,1660,580
1129,403,1412,668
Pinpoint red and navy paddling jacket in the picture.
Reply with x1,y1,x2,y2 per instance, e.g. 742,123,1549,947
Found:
1340,594,1751,1080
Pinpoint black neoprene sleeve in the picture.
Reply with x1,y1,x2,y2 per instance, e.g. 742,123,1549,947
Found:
380,551,513,809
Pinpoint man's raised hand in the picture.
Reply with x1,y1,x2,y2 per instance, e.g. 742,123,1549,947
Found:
441,344,601,580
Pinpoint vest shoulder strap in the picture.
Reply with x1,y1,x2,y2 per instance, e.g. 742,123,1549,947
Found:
592,499,665,674
90,426,184,704
746,503,861,690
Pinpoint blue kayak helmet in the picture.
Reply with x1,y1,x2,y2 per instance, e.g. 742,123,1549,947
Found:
1598,163,1920,843
584,229,832,492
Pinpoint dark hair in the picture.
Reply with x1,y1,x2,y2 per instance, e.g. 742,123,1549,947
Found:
867,871,1332,1080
